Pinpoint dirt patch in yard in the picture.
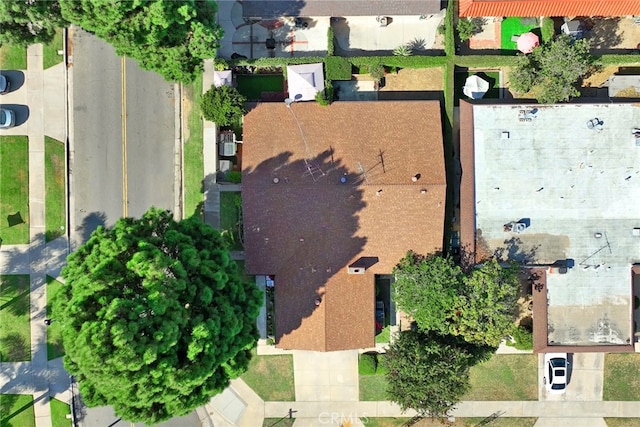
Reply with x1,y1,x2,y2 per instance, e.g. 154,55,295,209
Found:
380,67,444,92
583,65,620,87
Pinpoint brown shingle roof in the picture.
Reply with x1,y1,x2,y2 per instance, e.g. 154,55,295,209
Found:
459,0,640,18
243,101,446,351
243,0,446,19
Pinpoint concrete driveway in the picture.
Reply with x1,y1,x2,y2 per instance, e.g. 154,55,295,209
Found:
293,350,359,402
539,353,604,401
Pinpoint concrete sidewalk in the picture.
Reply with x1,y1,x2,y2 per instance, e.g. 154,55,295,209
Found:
0,43,71,427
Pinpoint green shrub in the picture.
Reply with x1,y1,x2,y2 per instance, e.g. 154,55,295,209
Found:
541,17,555,43
437,23,446,35
376,354,388,374
393,44,412,57
444,0,455,56
232,56,326,68
226,171,242,183
368,64,385,81
599,54,640,65
324,56,352,80
315,80,334,106
359,353,377,375
350,56,445,69
214,58,229,71
456,18,476,42
200,85,246,126
506,326,533,350
327,27,335,56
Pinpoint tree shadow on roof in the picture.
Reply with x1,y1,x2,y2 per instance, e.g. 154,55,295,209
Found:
242,149,368,349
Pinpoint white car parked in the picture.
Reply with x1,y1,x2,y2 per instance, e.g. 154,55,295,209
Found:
544,353,569,394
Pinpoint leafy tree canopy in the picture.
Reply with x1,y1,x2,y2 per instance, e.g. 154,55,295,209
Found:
457,258,520,347
200,84,246,125
54,208,262,424
383,330,493,417
59,0,223,82
509,34,594,103
393,252,521,347
0,0,68,47
392,252,464,335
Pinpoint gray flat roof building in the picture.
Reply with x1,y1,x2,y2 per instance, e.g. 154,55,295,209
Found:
460,101,640,352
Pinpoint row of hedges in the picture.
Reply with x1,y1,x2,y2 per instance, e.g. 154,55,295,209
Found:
359,352,388,375
324,56,351,80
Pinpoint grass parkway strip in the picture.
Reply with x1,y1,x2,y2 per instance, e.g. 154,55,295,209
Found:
0,136,30,245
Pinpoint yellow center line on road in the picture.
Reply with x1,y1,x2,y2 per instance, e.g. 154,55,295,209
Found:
121,57,128,217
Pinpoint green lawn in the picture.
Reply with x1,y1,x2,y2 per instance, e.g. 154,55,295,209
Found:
220,191,243,250
462,419,537,427
500,17,539,51
46,276,65,360
606,419,640,427
454,70,501,106
0,275,31,362
45,137,66,242
361,418,410,427
236,74,284,100
50,398,71,427
0,137,30,244
241,348,295,401
359,374,388,401
184,74,204,220
263,418,295,427
375,326,390,344
43,28,64,70
464,354,537,401
0,394,35,427
604,354,640,400
0,44,27,70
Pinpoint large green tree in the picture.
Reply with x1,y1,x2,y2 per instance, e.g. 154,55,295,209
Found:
393,252,521,347
456,259,520,347
59,0,222,82
392,252,463,335
509,34,593,103
53,208,262,424
383,330,493,417
0,0,68,47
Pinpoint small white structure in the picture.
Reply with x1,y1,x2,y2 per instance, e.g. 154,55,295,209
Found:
286,63,325,101
463,75,489,99
213,70,233,87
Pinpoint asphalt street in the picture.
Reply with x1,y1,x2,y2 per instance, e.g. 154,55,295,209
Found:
70,28,177,246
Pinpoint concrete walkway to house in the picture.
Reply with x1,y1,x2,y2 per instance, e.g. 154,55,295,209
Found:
0,44,72,427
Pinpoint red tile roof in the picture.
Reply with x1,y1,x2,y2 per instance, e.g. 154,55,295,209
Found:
459,0,640,17
242,101,446,351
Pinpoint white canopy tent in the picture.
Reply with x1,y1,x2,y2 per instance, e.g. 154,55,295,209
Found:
286,63,325,101
463,75,489,99
213,70,233,87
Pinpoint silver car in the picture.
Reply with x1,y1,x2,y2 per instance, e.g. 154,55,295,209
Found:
544,352,569,394
0,108,16,129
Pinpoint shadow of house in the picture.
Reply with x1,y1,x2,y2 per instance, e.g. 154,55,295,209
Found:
242,101,447,351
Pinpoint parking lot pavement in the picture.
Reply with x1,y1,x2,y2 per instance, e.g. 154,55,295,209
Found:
539,353,604,401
